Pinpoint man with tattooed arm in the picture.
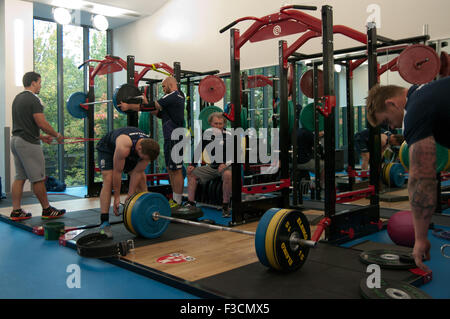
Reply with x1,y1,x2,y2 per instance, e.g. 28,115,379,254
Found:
366,77,450,272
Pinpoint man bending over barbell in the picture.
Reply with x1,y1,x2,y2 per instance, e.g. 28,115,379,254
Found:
366,77,450,272
96,127,160,231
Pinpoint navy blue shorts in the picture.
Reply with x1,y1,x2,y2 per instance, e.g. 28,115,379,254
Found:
164,139,184,171
97,150,138,173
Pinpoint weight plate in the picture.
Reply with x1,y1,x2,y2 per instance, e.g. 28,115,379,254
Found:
199,75,226,103
113,83,142,114
300,69,324,98
399,141,450,172
131,192,171,239
397,44,440,84
359,249,416,269
66,92,88,119
272,210,311,272
390,163,405,188
360,278,431,299
123,192,147,236
300,102,324,132
255,208,284,267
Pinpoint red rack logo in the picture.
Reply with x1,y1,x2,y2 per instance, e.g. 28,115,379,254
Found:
157,253,196,264
273,25,282,36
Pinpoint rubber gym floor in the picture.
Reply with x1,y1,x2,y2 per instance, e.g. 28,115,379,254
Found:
0,182,449,300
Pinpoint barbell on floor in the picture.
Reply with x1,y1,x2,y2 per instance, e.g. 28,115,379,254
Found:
122,192,331,272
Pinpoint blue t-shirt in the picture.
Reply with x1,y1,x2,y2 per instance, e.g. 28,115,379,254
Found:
403,77,450,149
96,127,149,171
157,90,185,140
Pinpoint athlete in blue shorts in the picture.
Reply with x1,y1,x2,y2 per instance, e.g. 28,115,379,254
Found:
366,77,450,272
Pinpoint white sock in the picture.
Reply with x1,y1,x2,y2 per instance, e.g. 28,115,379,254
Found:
173,193,182,204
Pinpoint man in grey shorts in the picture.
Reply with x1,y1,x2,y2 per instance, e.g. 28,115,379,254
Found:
10,71,66,220
185,113,232,217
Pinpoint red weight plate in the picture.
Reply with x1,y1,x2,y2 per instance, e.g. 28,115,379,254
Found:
199,75,226,103
440,51,450,77
397,44,440,84
300,69,324,99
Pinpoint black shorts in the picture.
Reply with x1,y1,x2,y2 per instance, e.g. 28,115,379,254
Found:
97,150,138,173
164,138,184,171
354,132,369,154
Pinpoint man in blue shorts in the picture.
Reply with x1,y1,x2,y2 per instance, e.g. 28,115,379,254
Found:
366,77,450,272
119,76,185,208
10,71,66,220
96,127,160,227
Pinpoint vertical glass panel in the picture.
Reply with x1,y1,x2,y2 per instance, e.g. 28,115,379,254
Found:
62,24,84,186
89,29,108,182
33,20,58,179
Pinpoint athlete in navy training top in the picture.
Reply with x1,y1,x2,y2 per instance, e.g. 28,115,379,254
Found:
119,76,186,208
96,127,160,227
366,77,450,272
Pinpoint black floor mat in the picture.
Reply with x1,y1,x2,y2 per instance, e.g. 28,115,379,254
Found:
0,193,79,208
193,242,425,299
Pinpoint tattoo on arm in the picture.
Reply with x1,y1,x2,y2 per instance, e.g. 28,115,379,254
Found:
408,137,437,219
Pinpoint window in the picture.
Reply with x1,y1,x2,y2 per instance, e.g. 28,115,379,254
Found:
33,20,58,180
33,18,110,187
63,24,84,186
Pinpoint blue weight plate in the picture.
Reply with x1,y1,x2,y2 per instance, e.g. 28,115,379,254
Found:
255,208,281,267
390,163,405,188
66,92,88,119
131,192,171,238
112,86,126,114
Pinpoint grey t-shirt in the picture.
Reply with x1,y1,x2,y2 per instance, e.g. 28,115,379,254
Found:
12,90,43,144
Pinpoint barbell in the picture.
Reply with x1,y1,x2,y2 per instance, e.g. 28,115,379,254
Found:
66,83,143,119
123,191,328,272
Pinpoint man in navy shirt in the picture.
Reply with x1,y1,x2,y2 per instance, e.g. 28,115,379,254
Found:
366,77,450,272
120,76,185,208
96,127,160,226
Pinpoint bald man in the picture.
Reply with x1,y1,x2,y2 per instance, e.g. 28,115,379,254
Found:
120,77,186,208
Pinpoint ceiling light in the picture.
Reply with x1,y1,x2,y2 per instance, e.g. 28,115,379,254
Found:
53,7,72,25
334,64,342,73
92,14,109,31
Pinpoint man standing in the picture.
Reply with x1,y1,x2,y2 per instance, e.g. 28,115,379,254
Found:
366,77,450,272
119,76,185,208
10,71,66,220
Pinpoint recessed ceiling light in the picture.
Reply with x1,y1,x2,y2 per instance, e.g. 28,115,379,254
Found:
53,7,72,25
92,14,109,31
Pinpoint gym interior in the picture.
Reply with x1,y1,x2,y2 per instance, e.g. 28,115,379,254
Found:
0,0,449,302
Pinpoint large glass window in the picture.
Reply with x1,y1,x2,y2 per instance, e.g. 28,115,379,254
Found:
33,20,58,180
33,18,110,187
63,24,84,186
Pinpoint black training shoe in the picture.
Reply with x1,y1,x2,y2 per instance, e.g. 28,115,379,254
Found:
41,206,66,219
10,209,32,221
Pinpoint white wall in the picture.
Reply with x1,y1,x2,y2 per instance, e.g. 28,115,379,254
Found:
112,0,450,80
0,0,34,193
